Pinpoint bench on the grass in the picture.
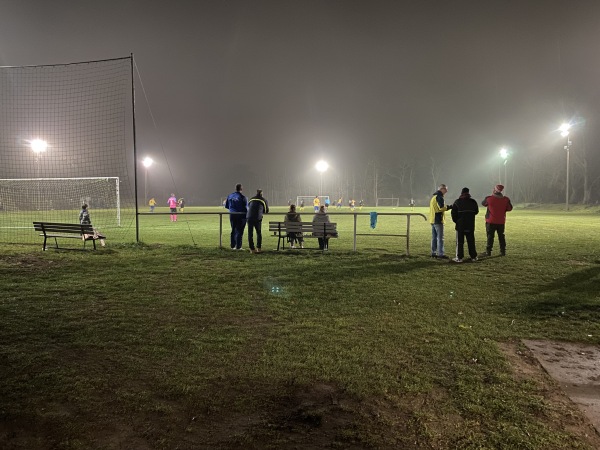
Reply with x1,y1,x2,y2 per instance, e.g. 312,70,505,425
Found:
33,222,104,251
268,221,338,250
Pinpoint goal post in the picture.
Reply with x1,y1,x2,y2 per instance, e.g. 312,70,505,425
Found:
376,197,400,207
296,195,330,208
0,177,121,226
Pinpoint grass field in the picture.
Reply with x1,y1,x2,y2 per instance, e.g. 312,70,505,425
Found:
1,206,599,449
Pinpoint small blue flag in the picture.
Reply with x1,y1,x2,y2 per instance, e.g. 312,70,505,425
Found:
370,211,378,229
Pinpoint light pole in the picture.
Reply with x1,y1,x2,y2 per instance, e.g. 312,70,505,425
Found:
499,147,509,190
29,139,48,211
142,157,154,205
315,160,329,199
559,123,571,211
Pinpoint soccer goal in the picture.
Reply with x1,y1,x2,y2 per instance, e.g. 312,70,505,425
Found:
0,177,121,226
376,197,400,207
296,196,330,208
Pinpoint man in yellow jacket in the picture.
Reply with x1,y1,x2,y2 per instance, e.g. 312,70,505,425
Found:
429,184,452,259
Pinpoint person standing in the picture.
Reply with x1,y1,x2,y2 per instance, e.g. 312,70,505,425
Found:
312,204,331,250
313,195,320,212
167,193,178,222
247,189,269,253
450,187,479,263
148,197,156,213
429,184,451,259
178,198,185,212
225,183,248,250
481,184,513,256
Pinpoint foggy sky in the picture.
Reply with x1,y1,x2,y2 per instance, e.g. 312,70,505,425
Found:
1,0,599,204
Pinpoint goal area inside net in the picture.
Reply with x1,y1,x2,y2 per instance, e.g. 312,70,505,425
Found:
376,198,400,207
296,196,330,208
0,57,136,245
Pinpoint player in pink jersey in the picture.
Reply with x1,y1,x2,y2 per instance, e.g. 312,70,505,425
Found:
167,193,178,222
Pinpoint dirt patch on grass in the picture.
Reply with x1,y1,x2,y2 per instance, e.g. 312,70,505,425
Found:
499,340,600,447
0,254,57,269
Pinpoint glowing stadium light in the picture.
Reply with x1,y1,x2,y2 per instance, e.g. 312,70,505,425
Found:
29,139,48,154
315,160,329,173
315,160,329,199
499,148,509,160
559,123,571,137
142,157,154,204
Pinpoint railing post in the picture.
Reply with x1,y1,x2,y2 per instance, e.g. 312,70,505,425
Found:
353,213,357,251
219,213,223,249
406,214,411,256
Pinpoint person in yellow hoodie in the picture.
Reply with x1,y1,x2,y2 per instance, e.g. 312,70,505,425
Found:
429,184,452,259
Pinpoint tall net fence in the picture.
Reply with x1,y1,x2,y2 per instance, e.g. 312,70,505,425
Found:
0,57,136,244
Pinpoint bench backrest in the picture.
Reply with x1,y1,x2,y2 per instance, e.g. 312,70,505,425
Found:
268,221,337,234
33,222,95,235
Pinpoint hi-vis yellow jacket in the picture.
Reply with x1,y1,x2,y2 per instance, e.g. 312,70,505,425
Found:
429,190,449,224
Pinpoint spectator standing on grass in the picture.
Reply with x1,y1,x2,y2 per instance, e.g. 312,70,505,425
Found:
312,204,331,251
79,203,106,247
247,189,269,254
167,193,178,222
429,184,451,259
450,187,479,263
481,184,513,256
225,183,248,250
284,204,304,249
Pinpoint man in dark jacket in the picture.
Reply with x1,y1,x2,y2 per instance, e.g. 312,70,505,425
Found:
246,189,269,253
481,184,513,256
450,187,479,263
225,183,248,250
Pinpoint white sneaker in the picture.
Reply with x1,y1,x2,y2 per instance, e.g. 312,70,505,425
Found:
452,257,463,263
300,243,304,248
290,245,296,249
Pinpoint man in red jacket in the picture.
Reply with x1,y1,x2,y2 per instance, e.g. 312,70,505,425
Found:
481,184,513,256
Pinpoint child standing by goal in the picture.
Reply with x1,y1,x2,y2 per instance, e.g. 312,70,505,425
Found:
168,194,178,222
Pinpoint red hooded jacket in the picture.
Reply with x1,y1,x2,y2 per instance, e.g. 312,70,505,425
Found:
481,193,513,224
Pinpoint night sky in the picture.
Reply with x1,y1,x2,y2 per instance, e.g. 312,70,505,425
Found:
1,0,599,205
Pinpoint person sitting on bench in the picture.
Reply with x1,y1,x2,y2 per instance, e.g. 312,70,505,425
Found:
79,204,106,247
284,204,304,249
312,204,331,250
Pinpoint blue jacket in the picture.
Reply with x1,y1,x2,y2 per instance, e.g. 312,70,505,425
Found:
246,195,269,220
225,191,248,214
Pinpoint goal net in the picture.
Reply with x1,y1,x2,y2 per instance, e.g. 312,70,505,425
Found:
296,196,330,208
0,177,120,228
376,198,400,207
0,57,136,244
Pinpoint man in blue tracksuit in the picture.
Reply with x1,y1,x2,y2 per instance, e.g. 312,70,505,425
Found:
225,183,248,250
246,189,269,253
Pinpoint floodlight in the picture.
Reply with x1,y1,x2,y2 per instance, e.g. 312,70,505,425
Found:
559,123,571,137
315,160,329,173
30,139,48,154
499,148,509,160
142,157,154,168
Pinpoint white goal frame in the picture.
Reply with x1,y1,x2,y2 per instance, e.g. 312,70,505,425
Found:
0,177,120,225
376,197,400,207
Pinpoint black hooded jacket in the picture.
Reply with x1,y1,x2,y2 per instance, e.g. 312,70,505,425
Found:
451,193,479,232
246,194,269,220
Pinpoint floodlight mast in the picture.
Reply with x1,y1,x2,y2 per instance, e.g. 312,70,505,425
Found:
499,147,509,190
29,139,48,210
559,123,571,211
315,160,329,199
143,157,154,205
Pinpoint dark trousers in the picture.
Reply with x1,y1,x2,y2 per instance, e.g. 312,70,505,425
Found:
247,219,262,250
486,223,506,254
455,230,477,259
318,237,329,250
230,215,247,249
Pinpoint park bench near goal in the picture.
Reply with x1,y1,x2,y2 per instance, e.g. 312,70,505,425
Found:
33,222,104,251
268,221,338,251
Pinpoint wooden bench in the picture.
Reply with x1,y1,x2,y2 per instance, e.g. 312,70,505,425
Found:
33,222,104,251
268,221,338,250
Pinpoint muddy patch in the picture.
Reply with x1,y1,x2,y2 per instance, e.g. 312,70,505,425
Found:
522,339,600,434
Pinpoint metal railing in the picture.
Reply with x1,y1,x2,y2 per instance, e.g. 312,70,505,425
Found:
137,211,427,254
